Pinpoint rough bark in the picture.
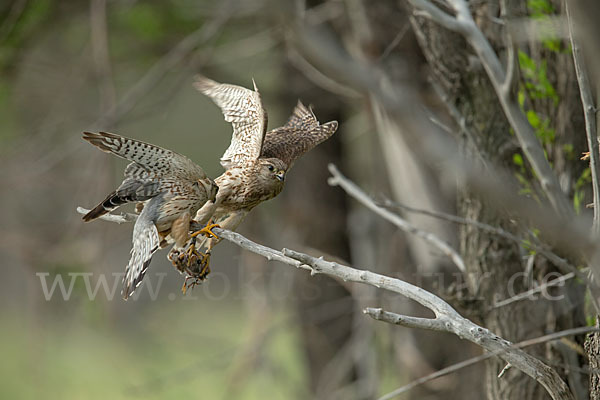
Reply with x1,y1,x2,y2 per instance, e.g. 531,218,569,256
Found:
586,325,600,400
407,0,587,398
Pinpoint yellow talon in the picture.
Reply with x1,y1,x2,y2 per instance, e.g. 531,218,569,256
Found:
190,222,220,240
186,242,197,259
198,251,211,277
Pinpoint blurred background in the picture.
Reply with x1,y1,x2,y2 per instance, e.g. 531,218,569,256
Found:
2,0,588,399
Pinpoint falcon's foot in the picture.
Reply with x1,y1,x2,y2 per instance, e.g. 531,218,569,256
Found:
190,221,221,240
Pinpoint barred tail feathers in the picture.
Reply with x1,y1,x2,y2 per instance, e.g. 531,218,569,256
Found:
82,191,129,222
122,214,160,300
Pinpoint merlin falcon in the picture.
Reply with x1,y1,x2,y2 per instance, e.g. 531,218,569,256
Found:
170,75,339,286
81,132,218,299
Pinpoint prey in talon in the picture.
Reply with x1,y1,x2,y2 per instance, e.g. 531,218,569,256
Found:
168,220,219,292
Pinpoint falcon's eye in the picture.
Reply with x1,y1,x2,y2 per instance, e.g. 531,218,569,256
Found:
267,165,274,171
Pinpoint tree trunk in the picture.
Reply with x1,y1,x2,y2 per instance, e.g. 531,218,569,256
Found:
408,0,588,398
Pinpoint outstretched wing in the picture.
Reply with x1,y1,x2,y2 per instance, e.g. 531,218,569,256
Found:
193,75,267,169
122,199,161,300
83,131,207,182
261,101,338,169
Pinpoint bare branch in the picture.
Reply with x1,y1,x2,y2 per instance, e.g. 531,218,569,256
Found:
327,164,467,273
278,249,574,400
565,1,600,233
364,307,447,331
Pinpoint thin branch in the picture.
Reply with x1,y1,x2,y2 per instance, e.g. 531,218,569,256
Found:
375,324,598,400
327,164,467,272
76,204,573,400
377,23,411,62
364,307,447,331
565,1,600,233
378,198,585,279
287,46,361,98
406,0,572,217
499,0,517,97
490,272,576,310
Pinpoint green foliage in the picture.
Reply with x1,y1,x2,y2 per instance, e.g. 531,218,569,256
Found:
528,0,554,14
513,153,524,168
518,51,559,106
515,50,559,194
527,0,563,52
526,109,555,144
585,291,598,327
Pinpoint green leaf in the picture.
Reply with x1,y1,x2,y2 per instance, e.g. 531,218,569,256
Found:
518,90,526,108
518,50,536,73
513,153,524,167
527,110,540,128
587,315,597,327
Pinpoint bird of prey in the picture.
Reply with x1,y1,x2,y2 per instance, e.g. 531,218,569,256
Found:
169,75,338,286
81,132,218,299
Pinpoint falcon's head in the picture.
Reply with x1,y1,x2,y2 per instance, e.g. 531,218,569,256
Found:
258,158,288,186
198,178,219,202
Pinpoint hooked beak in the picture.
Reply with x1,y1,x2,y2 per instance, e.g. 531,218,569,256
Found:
275,170,285,182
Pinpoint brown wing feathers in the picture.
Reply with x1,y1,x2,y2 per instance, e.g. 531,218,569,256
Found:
261,101,338,168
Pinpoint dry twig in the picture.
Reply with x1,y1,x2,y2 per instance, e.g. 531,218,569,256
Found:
327,164,466,272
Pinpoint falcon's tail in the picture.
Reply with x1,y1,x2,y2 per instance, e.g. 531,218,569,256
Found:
82,191,130,222
122,214,160,300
